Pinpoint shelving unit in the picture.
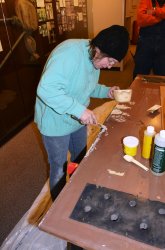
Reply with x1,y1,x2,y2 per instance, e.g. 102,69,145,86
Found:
0,0,88,145
35,0,88,56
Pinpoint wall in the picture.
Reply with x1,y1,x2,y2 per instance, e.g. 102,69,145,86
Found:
87,0,125,70
87,0,139,39
87,0,125,38
87,0,140,69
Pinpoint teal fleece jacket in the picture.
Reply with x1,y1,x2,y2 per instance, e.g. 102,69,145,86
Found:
34,39,110,136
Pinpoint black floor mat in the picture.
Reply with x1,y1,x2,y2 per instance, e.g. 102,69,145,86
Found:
70,183,165,249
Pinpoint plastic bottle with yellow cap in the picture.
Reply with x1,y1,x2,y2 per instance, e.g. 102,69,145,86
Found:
142,125,155,159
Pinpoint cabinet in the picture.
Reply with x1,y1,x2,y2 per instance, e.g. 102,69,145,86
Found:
0,0,88,145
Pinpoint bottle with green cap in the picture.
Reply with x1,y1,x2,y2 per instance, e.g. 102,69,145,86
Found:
142,125,155,159
151,130,165,175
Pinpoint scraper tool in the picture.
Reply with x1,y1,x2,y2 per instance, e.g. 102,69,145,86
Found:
71,115,107,131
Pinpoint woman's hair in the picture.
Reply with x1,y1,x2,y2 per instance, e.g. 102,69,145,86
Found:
88,42,96,60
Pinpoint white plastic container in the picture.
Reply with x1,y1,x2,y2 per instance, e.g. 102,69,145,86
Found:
123,136,139,156
151,130,165,175
142,126,155,159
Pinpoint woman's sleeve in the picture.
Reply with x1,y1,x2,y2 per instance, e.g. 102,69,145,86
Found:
37,49,86,118
137,0,161,27
155,6,165,19
90,83,110,98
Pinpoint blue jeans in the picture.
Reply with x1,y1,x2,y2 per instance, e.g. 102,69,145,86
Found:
42,126,87,199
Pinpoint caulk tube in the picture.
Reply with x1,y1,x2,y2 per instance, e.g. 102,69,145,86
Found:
142,126,155,159
151,130,165,176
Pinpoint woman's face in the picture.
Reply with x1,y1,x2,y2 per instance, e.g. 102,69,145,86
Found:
92,47,119,69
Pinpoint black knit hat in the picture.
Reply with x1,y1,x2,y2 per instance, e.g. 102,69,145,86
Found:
91,25,129,61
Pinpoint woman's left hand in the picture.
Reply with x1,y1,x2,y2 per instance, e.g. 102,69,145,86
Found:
108,86,120,99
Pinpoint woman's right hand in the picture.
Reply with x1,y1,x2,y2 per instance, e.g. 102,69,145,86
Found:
80,109,97,125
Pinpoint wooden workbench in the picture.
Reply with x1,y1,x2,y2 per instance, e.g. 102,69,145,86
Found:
39,76,165,250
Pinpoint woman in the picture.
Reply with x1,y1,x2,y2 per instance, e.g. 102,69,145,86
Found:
34,25,129,201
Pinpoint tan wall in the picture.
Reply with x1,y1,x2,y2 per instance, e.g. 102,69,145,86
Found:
87,0,125,38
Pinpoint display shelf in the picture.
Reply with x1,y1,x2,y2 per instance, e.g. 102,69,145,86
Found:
0,0,88,145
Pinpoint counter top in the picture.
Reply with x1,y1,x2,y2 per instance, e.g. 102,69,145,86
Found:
39,77,165,250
